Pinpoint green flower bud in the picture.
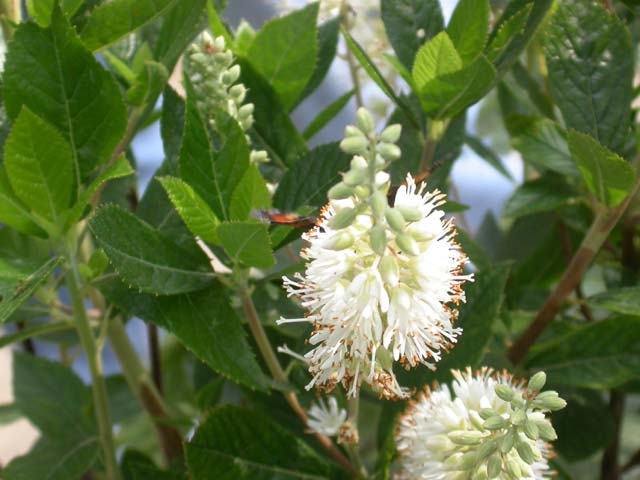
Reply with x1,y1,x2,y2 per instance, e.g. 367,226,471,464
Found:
340,136,369,155
484,415,507,430
534,420,557,441
345,125,365,138
396,233,419,256
472,466,489,480
396,205,423,222
356,107,375,134
379,255,399,286
533,391,567,411
528,371,547,392
499,430,515,453
477,438,498,460
469,410,485,431
479,408,498,420
238,103,254,119
370,191,388,219
385,207,406,232
222,64,241,84
250,150,269,164
516,441,537,465
229,84,247,102
328,182,354,200
523,420,539,440
350,155,368,170
377,142,401,161
329,207,358,230
448,430,484,446
460,451,478,470
370,225,387,256
510,394,525,409
353,185,370,200
505,458,521,478
511,409,526,426
323,232,354,250
494,384,514,402
343,168,368,187
487,455,502,478
380,124,402,143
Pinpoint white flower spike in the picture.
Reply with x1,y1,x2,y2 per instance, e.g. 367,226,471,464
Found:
278,108,471,400
396,368,566,479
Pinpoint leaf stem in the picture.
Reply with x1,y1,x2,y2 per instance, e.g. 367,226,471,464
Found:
346,395,367,478
63,238,121,480
340,1,364,109
237,286,357,476
508,179,640,364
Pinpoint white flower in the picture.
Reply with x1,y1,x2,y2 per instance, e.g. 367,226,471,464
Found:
307,397,348,437
279,173,470,399
396,368,557,480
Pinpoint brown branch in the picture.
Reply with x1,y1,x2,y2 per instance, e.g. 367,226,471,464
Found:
601,391,625,480
508,181,640,365
557,221,594,322
147,323,164,394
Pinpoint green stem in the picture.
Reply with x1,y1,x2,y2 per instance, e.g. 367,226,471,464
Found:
340,1,364,109
0,0,20,42
346,395,367,478
63,239,121,480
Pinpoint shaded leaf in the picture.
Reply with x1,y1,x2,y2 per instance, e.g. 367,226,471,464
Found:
587,287,640,316
412,31,462,92
503,175,575,219
229,165,272,221
447,0,489,64
217,222,275,269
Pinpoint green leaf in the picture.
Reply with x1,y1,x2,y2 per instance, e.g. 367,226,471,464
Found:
156,0,208,71
207,0,233,46
504,175,575,219
64,154,134,229
274,142,351,211
465,135,513,180
126,61,169,106
229,166,272,221
122,450,186,480
178,101,249,221
544,0,634,156
0,320,71,349
402,264,510,387
0,403,21,425
89,204,214,295
160,87,185,172
447,0,490,64
26,0,84,26
4,108,74,224
412,31,462,92
159,176,220,244
99,279,269,391
80,0,180,51
302,90,354,140
341,27,420,129
509,116,578,177
3,6,127,179
526,316,640,389
381,0,444,70
0,167,46,237
238,59,308,167
4,353,99,480
419,54,496,119
485,3,532,63
186,405,333,480
587,287,640,316
296,16,340,104
0,257,63,324
247,3,319,110
567,130,636,207
217,222,275,269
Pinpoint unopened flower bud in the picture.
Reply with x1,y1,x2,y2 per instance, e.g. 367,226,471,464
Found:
345,125,365,138
479,408,497,420
487,455,502,478
343,168,368,187
330,207,358,229
229,84,246,102
505,458,521,478
523,420,539,440
350,155,368,170
328,182,354,200
477,438,498,460
380,124,402,143
370,225,387,256
374,171,390,188
222,64,241,84
379,255,399,286
535,420,557,441
534,393,567,411
448,430,484,446
353,185,369,199
511,409,526,426
484,416,507,430
396,233,419,256
460,451,478,469
396,205,423,222
238,103,254,119
528,371,546,392
499,430,515,453
516,441,538,465
494,384,514,402
472,466,489,480
370,191,388,219
323,232,354,250
469,410,485,430
340,136,369,155
250,150,269,164
356,107,375,134
385,207,405,232
377,142,401,161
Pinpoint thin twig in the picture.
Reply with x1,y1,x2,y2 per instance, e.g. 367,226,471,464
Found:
147,324,164,394
557,221,594,322
601,391,625,480
340,1,364,109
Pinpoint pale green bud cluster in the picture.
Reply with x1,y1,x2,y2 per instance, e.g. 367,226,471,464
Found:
185,33,268,165
448,372,566,480
328,108,427,260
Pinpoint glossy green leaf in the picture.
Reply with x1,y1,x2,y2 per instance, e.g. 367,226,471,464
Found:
89,204,214,295
229,165,272,221
567,130,636,207
126,61,169,106
99,279,269,390
4,108,73,224
587,287,640,316
26,0,83,26
504,175,575,219
302,90,354,140
485,3,531,63
412,31,462,92
247,3,319,110
155,0,208,70
545,0,634,155
186,405,333,479
3,6,126,180
0,256,63,324
447,0,489,63
217,222,275,269
0,167,46,237
526,316,640,389
80,0,180,51
122,450,186,480
381,0,444,70
159,176,220,244
274,142,351,211
207,0,233,46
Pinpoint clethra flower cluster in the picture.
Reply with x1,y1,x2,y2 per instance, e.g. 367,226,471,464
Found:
278,108,471,399
185,33,268,165
396,368,567,479
306,397,347,437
